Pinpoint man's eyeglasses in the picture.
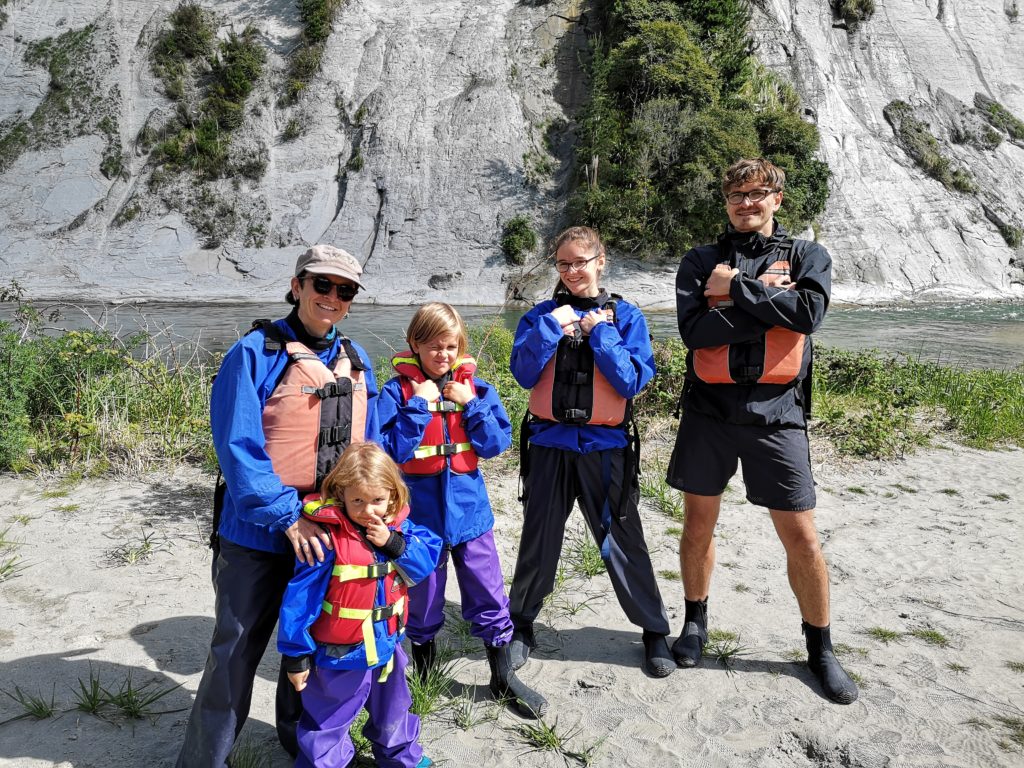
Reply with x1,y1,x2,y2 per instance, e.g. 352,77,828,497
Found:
555,254,600,273
724,188,780,205
303,275,359,301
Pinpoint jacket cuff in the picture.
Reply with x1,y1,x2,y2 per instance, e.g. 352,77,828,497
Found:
375,531,406,560
283,654,312,673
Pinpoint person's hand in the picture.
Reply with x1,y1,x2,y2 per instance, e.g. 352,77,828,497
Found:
704,263,739,296
288,670,309,692
285,516,332,566
579,310,610,334
364,514,390,547
413,379,440,402
443,380,475,405
550,304,577,329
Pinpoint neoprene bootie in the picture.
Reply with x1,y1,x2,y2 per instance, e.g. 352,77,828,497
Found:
803,621,859,704
509,623,536,671
672,598,708,668
642,631,675,677
411,640,436,681
486,643,548,718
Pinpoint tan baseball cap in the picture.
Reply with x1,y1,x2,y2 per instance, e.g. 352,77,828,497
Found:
294,245,364,288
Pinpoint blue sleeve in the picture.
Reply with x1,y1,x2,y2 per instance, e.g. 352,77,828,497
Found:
588,303,656,399
393,520,443,585
351,340,382,443
278,548,336,659
461,378,512,459
676,247,772,349
210,336,302,531
728,242,831,334
510,302,562,389
376,378,432,464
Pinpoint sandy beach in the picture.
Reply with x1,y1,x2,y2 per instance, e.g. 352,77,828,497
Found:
1,436,1022,767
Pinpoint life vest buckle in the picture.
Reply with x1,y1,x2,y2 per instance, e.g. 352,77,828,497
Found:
431,401,460,413
319,424,353,447
436,443,458,456
563,408,589,421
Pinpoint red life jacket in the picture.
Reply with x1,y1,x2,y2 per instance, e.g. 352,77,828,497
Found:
301,494,409,667
692,241,808,386
259,321,368,493
528,297,628,427
391,352,479,475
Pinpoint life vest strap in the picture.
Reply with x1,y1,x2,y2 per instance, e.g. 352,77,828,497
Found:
321,598,405,623
332,561,394,581
412,442,472,459
427,401,463,413
290,352,321,362
319,424,353,447
554,369,591,385
301,380,352,399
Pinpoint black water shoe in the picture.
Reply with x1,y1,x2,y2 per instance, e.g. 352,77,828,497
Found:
672,598,708,668
803,621,859,705
487,644,548,718
642,631,675,677
411,639,436,682
509,623,536,671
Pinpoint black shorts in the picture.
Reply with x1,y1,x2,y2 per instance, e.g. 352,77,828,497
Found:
666,409,816,512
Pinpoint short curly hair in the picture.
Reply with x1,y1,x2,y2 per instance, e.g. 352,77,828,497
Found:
721,158,786,194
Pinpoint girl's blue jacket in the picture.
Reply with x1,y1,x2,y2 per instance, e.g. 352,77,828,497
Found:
277,517,441,671
376,375,512,546
510,298,655,453
210,318,380,553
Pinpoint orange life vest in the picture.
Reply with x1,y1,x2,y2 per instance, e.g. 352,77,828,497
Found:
259,322,368,492
528,298,628,427
391,352,479,475
302,495,409,667
692,241,808,386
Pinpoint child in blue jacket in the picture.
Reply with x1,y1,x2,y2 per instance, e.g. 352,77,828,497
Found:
507,226,675,679
278,442,442,768
376,302,547,717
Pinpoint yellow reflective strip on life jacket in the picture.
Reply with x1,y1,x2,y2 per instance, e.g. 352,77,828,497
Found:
321,600,333,616
412,442,472,459
303,498,340,516
377,654,394,683
332,562,395,581
329,606,378,666
392,355,418,368
426,401,464,412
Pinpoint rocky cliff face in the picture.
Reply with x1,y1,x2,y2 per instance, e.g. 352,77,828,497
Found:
0,0,1022,306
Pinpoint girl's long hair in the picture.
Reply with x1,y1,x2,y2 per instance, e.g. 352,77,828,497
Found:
321,443,409,523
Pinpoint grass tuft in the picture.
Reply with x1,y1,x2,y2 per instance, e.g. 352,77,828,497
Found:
865,626,903,644
106,531,168,566
1,684,58,722
1006,660,1024,674
909,628,949,648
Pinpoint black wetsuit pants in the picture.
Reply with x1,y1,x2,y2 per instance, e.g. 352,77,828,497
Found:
509,445,670,634
176,539,301,767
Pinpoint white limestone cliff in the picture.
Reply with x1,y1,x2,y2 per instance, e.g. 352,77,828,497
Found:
0,0,1021,306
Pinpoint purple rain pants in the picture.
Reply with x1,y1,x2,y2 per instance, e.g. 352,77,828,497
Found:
296,645,423,768
405,529,514,648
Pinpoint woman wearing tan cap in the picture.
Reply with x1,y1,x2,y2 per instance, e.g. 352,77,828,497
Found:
177,245,381,767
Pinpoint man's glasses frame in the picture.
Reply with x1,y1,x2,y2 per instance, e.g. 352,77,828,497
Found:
303,275,359,301
724,188,780,205
554,254,600,273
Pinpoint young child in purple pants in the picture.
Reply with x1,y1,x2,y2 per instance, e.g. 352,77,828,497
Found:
278,442,441,768
376,302,547,718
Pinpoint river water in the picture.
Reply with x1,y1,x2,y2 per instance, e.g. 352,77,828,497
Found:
4,300,1023,370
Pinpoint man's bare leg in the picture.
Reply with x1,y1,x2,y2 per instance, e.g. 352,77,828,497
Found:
673,493,721,666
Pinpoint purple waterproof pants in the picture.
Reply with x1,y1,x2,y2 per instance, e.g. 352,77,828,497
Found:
296,646,422,768
406,530,513,647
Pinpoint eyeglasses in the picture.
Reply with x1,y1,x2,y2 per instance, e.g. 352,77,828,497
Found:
555,254,600,273
303,275,359,301
724,188,780,205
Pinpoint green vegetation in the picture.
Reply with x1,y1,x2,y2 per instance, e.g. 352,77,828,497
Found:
283,0,347,104
1,685,57,722
883,100,977,193
1007,660,1024,673
151,14,266,180
570,0,829,259
976,95,1024,142
0,24,121,177
865,626,903,644
996,221,1023,249
946,661,969,673
835,0,876,28
910,628,950,647
500,215,538,266
0,284,215,474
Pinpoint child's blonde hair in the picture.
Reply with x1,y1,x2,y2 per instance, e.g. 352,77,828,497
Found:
551,226,606,297
321,443,409,523
406,302,469,359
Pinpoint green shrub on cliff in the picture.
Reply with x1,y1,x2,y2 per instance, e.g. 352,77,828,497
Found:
883,100,978,194
572,0,829,259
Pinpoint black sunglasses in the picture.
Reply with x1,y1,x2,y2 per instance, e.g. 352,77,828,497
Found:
303,275,359,301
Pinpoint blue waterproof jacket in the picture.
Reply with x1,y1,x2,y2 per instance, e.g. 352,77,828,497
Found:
277,517,441,671
376,375,511,546
210,318,379,553
511,298,655,453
